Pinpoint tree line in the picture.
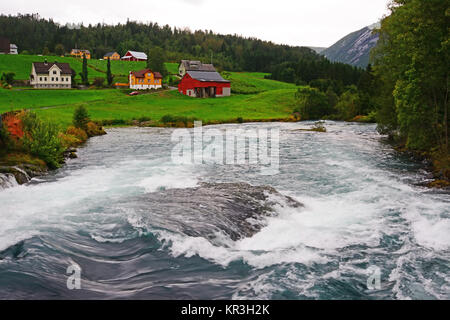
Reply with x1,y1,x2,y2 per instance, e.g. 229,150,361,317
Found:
371,0,448,156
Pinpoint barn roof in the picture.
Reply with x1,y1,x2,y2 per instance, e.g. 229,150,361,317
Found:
124,51,147,60
32,62,73,75
187,71,229,83
181,60,216,72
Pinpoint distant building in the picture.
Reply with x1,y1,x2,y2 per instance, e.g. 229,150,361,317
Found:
9,44,18,54
178,71,230,98
121,51,147,61
71,49,91,59
103,51,120,60
30,61,73,89
178,60,216,77
0,37,10,54
129,68,162,90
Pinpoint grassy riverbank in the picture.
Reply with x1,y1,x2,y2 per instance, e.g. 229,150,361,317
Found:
0,71,298,128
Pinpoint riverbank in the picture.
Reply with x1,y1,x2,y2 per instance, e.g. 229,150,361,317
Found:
2,120,448,191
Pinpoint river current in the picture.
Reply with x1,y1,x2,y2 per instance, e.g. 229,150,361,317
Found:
0,121,448,299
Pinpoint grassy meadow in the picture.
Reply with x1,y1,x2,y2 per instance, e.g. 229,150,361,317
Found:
0,54,179,82
0,54,299,128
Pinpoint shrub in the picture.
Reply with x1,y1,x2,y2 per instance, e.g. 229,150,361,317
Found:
66,126,88,142
334,87,361,121
96,119,129,126
294,86,333,120
160,114,197,127
93,77,105,88
73,106,90,131
1,72,15,86
86,121,106,137
0,123,10,149
58,132,82,149
20,112,65,169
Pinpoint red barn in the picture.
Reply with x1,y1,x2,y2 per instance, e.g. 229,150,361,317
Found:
178,71,231,98
121,51,147,61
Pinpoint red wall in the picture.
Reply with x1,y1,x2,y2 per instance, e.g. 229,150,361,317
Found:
178,73,230,95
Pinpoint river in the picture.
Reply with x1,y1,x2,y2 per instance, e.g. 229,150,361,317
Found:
0,121,448,299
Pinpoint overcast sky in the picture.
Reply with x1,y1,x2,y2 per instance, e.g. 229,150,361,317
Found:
0,0,390,47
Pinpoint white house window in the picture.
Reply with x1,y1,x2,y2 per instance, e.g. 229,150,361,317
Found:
39,77,42,81
56,77,58,81
53,71,57,75
51,77,54,81
45,77,47,81
62,78,64,82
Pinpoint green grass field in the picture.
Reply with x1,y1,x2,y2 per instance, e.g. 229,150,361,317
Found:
0,55,299,128
0,54,105,81
30,89,297,128
0,54,179,82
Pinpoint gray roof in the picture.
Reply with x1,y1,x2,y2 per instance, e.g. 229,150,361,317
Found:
187,71,229,82
181,60,217,72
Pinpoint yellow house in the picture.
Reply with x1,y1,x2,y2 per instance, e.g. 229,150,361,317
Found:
71,49,91,59
129,68,163,90
103,52,120,60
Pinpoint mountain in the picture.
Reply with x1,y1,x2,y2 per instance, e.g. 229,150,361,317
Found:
322,23,380,68
308,47,326,54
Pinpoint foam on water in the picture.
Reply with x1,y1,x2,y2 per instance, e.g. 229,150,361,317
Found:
0,124,448,299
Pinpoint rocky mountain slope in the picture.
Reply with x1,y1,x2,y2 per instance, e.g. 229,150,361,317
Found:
322,23,380,68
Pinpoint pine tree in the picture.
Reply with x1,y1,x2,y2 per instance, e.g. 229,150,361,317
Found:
79,54,89,86
106,57,114,86
73,106,90,131
147,47,167,77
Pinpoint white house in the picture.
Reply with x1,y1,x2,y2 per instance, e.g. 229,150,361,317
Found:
30,61,73,89
9,44,18,54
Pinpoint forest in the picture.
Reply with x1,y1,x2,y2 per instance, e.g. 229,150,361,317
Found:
371,0,448,181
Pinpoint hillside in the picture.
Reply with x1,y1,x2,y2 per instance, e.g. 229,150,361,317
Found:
0,14,320,73
0,70,298,127
0,54,178,82
322,24,379,68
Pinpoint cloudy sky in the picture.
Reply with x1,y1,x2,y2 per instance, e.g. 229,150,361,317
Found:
1,0,390,47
